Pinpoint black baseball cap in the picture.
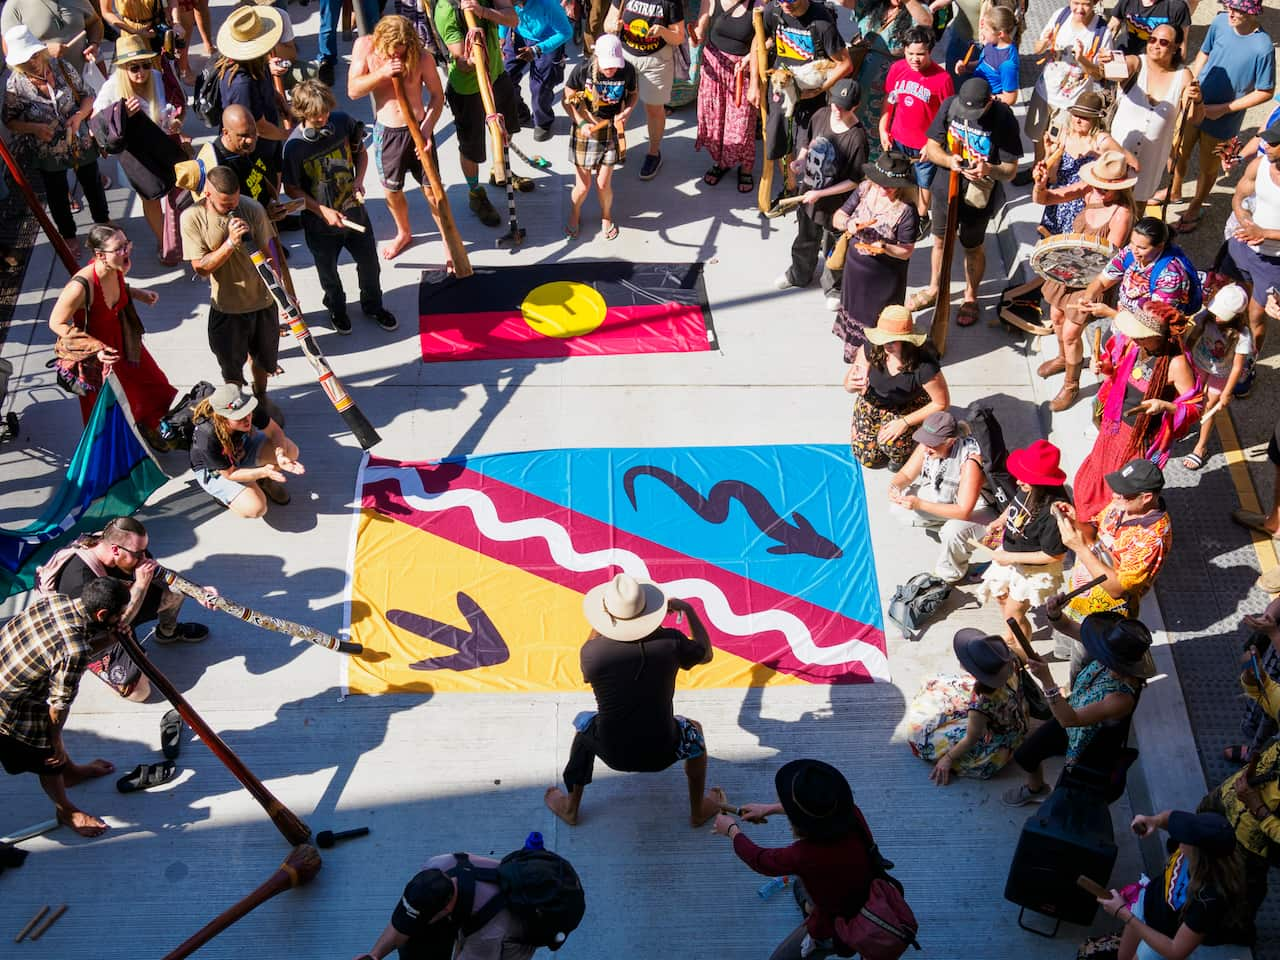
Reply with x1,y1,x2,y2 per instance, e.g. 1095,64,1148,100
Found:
830,79,861,111
391,868,455,935
1105,458,1165,496
1261,119,1280,147
955,77,992,120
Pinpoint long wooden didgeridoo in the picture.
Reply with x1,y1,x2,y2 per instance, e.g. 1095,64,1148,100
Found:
162,845,322,960
391,74,472,277
463,8,508,184
753,9,772,215
158,569,361,654
929,165,962,356
114,630,312,847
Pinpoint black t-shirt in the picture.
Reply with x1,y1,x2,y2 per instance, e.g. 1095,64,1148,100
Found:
1140,858,1231,944
612,0,684,55
1000,488,1069,556
763,0,843,68
566,60,639,119
211,137,284,206
865,348,940,410
799,108,867,226
53,552,134,597
189,408,270,474
1110,0,1190,56
581,628,704,769
926,96,1022,167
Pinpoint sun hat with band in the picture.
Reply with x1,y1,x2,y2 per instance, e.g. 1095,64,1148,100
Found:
1006,439,1067,487
775,759,858,841
1113,305,1168,341
114,32,157,67
865,304,927,347
583,573,668,642
863,151,915,191
208,383,259,420
216,5,283,62
1078,150,1138,192
953,628,1016,688
1080,612,1157,680
4,26,47,69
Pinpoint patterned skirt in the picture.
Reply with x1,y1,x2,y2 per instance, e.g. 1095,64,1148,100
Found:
850,391,928,470
694,43,757,170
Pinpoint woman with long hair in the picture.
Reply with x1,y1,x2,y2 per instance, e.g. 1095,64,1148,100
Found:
1035,92,1132,236
691,0,758,193
103,0,192,87
1073,300,1202,522
1035,151,1136,412
47,225,176,434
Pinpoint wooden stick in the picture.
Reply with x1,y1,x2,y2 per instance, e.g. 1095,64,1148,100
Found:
753,9,771,215
1006,616,1041,663
115,630,312,847
1060,573,1108,604
15,906,49,943
391,72,472,277
28,904,66,941
1093,325,1103,363
338,216,367,233
462,9,507,183
1158,98,1193,224
929,166,962,356
162,846,321,960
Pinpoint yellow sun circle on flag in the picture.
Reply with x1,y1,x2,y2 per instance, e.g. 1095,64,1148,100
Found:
521,282,607,338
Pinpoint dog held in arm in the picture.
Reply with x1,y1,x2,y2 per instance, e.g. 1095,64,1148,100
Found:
768,59,837,117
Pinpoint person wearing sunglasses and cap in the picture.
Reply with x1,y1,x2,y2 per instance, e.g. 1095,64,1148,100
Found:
544,573,722,828
711,759,881,959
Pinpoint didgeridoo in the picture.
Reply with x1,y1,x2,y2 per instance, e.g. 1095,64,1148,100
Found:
245,245,381,450
114,630,312,847
162,845,322,960
391,75,471,277
463,9,507,183
158,569,361,654
929,164,962,356
753,9,771,215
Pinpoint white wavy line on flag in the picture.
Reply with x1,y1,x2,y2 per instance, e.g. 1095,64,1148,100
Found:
365,466,890,679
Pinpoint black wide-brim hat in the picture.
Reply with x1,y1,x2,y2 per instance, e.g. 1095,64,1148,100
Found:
775,759,857,840
864,151,915,190
1081,613,1157,680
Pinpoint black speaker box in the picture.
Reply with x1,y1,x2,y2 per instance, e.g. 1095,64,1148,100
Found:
1004,783,1118,929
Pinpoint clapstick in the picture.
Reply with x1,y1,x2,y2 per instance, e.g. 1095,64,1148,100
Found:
1076,875,1109,899
316,826,370,848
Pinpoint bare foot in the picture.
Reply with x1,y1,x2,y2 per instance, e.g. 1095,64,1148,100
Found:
544,786,579,826
62,758,115,787
692,786,726,828
382,233,414,260
57,806,109,837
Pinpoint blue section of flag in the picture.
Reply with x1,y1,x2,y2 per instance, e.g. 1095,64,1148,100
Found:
0,378,165,596
462,444,881,630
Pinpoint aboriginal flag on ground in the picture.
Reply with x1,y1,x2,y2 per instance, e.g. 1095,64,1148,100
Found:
419,261,717,362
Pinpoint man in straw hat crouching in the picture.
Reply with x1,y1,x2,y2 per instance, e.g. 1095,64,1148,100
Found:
544,573,724,827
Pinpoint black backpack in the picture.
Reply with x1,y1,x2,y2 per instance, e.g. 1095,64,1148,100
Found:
450,849,585,951
157,380,215,450
963,402,1015,511
192,61,224,128
887,573,951,641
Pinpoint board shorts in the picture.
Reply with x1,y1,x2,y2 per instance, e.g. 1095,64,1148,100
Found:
374,123,426,192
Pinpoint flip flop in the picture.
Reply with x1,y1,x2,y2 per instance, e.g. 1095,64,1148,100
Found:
160,709,182,760
1224,744,1251,765
116,760,178,793
1173,211,1204,234
564,222,579,240
603,222,619,241
957,301,980,327
1182,452,1204,471
737,169,754,193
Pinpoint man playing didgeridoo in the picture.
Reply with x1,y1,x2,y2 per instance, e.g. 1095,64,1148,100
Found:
545,572,724,827
0,577,130,836
347,14,445,261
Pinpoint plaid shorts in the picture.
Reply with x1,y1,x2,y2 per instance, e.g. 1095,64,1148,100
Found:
570,120,622,170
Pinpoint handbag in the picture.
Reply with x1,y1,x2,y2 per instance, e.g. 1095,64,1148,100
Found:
833,856,921,960
47,275,104,396
1019,666,1053,721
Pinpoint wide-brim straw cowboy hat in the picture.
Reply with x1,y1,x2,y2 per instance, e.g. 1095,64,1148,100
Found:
1113,307,1165,341
114,32,157,66
1078,150,1138,192
865,304,927,347
583,573,668,642
216,5,283,61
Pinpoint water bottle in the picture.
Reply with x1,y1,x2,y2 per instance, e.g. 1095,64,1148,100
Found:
524,831,545,851
757,875,790,900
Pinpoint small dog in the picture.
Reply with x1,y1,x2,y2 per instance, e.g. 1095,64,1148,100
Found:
768,59,838,118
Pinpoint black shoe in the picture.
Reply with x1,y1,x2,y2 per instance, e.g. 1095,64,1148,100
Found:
639,152,662,180
152,622,209,644
366,307,399,331
915,213,931,242
533,124,552,142
469,187,501,227
314,59,336,86
517,102,534,126
330,310,352,335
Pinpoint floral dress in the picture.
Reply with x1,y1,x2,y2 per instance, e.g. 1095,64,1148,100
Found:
2,58,94,172
906,674,1028,779
1040,142,1097,235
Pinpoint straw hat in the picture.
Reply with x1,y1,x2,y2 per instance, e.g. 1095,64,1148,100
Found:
865,304,927,347
4,26,46,69
216,5,283,61
1113,306,1167,341
582,573,668,642
1078,151,1138,192
114,32,157,67
173,158,209,194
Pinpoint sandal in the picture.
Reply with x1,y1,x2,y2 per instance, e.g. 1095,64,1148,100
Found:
564,222,579,240
160,709,182,760
906,288,937,312
956,301,980,327
703,165,728,186
116,760,178,793
603,221,619,241
1182,452,1204,471
1224,744,1251,765
737,168,754,193
1173,210,1204,234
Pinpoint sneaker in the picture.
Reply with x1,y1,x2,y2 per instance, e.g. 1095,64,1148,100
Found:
825,294,841,312
533,124,552,142
366,307,399,331
915,213,931,242
314,58,336,86
1001,783,1050,807
1234,356,1256,398
639,153,663,180
516,101,534,126
469,187,500,227
150,622,209,644
330,310,352,335
774,272,798,291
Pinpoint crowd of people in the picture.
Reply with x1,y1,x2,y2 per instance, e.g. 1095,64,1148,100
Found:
3,0,1280,955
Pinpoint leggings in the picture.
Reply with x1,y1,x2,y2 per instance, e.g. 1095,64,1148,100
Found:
39,160,110,239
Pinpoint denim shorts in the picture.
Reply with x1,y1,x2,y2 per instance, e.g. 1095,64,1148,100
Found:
573,710,706,760
892,140,938,190
195,431,267,506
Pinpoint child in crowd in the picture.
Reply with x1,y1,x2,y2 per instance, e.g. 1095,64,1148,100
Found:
1183,283,1253,470
958,4,1019,107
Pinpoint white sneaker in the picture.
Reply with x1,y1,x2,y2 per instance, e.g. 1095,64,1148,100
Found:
825,294,841,311
774,273,796,291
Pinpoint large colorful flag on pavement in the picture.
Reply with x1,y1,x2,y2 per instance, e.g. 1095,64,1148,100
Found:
0,375,166,597
345,445,887,695
419,262,716,362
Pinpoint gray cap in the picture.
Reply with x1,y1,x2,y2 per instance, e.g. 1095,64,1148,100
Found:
913,410,958,447
208,383,258,420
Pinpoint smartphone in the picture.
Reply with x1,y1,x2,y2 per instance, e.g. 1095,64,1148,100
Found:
1077,876,1109,899
1251,652,1266,690
1047,121,1061,141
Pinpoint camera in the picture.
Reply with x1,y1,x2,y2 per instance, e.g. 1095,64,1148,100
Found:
155,22,186,51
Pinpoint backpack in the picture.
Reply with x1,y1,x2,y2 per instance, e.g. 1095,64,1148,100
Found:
887,573,951,640
157,380,215,450
963,402,1015,510
450,849,585,952
1119,245,1204,316
191,61,224,128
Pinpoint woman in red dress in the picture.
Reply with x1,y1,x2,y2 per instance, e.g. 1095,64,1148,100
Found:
48,224,177,434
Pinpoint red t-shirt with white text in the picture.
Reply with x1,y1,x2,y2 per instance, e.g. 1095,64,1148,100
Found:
884,59,954,151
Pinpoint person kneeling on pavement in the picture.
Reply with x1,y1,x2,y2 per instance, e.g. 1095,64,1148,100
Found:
887,410,996,584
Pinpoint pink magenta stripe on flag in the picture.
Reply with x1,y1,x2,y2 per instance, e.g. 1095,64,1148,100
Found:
419,304,711,362
363,463,884,684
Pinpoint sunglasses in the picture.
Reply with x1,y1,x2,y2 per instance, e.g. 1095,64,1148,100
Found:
125,61,153,72
1146,36,1172,47
102,240,133,255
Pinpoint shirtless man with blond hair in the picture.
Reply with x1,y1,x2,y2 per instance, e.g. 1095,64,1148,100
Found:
347,13,445,260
